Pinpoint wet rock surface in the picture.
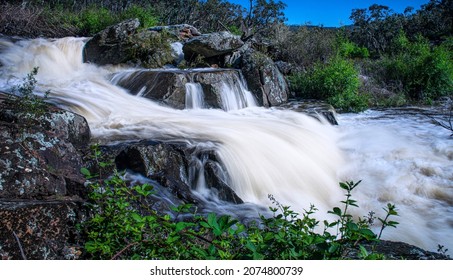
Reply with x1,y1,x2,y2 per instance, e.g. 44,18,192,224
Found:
0,94,90,199
110,140,243,205
344,240,451,260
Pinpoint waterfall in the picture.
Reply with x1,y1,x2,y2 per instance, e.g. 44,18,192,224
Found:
217,72,257,111
1,37,452,253
185,82,204,109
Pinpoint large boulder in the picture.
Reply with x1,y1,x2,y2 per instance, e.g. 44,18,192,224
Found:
0,94,90,199
0,92,90,259
183,31,244,60
113,141,243,205
83,19,177,68
112,68,254,110
240,50,289,107
83,19,140,66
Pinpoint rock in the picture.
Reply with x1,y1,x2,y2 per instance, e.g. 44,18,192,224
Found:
240,50,289,107
83,19,140,65
344,240,451,260
83,19,176,68
0,93,90,259
0,93,90,199
0,200,86,260
276,99,338,125
112,68,254,110
113,141,243,205
183,31,244,59
275,60,293,75
149,24,201,40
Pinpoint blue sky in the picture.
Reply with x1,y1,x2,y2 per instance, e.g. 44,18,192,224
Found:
228,0,430,27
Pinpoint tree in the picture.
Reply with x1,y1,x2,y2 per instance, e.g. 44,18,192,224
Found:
240,0,287,41
406,0,453,43
349,4,405,55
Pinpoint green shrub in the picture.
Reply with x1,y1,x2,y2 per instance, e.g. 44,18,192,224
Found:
76,7,117,35
289,56,368,112
338,39,370,59
375,33,453,102
119,5,158,28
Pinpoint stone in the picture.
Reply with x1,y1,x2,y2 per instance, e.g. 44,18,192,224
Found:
83,19,176,68
183,31,244,59
113,140,243,205
83,19,140,65
113,68,253,110
240,50,289,107
0,200,86,260
0,93,90,199
149,24,201,40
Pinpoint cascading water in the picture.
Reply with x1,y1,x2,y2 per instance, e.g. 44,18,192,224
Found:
185,82,205,109
0,37,452,252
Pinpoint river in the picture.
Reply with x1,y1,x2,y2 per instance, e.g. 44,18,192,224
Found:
0,37,452,253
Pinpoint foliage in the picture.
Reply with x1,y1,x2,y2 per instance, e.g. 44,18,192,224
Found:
119,4,159,28
337,37,369,59
4,67,50,123
271,25,337,70
81,148,398,260
75,6,117,35
71,5,158,35
368,33,453,102
289,56,368,112
349,4,405,56
240,0,287,41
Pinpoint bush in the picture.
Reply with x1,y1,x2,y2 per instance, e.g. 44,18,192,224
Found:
370,33,453,102
338,39,370,59
119,5,158,29
289,56,368,112
75,6,117,35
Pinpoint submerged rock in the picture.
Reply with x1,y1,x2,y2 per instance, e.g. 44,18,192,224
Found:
112,140,243,205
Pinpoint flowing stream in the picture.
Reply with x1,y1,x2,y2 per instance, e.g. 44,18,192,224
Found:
0,37,452,252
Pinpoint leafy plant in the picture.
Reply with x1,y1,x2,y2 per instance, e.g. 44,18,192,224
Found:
3,67,50,126
289,56,368,112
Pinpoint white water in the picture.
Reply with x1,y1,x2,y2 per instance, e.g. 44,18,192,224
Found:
184,82,204,109
0,37,452,252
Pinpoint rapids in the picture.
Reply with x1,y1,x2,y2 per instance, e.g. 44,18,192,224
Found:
0,37,452,252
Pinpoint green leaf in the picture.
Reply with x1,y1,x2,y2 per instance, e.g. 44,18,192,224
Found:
358,245,369,258
80,167,91,177
175,222,187,233
328,243,340,254
329,207,342,217
359,228,377,239
130,212,143,223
